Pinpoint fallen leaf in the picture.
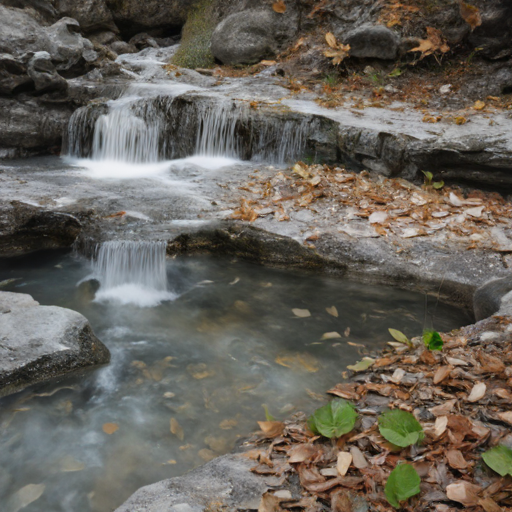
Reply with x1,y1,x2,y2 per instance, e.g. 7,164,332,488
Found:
337,452,353,476
220,419,238,429
473,100,486,110
326,306,339,317
433,365,452,384
260,60,277,66
460,2,482,30
325,32,337,49
498,411,512,425
429,399,456,416
434,416,449,437
321,331,342,340
8,484,46,512
478,497,503,512
466,206,484,218
347,357,375,372
59,455,85,472
288,443,318,463
170,418,184,440
467,382,486,402
272,0,286,14
446,481,481,506
102,423,119,435
198,448,216,462
350,446,368,469
258,421,285,438
187,363,215,379
446,449,469,470
292,308,311,318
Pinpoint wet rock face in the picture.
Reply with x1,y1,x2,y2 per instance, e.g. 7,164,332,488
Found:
211,6,299,65
0,291,110,398
54,0,117,34
27,51,68,93
115,453,268,512
0,202,82,256
343,24,400,60
105,0,198,38
474,276,512,321
0,54,32,95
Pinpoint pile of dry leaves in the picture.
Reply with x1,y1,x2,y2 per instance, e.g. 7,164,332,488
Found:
243,316,512,511
231,163,512,251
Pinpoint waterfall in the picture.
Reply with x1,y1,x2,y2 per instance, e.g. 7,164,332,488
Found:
65,89,311,167
93,241,175,307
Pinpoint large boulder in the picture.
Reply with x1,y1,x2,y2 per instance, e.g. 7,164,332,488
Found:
0,291,110,397
105,0,198,38
343,24,400,60
211,8,299,65
55,0,118,34
27,51,68,93
474,275,512,321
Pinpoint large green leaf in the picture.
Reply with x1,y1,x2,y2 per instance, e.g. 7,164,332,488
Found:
378,410,425,448
482,445,512,477
423,330,443,351
385,463,421,508
308,399,357,439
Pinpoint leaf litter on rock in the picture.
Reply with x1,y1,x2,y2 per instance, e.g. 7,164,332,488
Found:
241,315,512,511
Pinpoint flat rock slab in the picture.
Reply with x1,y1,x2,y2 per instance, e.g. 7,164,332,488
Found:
115,453,268,512
0,291,110,397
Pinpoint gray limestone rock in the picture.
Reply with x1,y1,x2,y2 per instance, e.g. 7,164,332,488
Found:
0,291,110,397
27,51,68,93
474,276,512,320
115,453,268,512
343,24,400,60
0,53,32,94
55,0,118,34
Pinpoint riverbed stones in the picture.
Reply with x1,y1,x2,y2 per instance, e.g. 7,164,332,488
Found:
0,54,32,95
343,24,400,60
0,291,110,397
55,0,117,34
115,453,268,512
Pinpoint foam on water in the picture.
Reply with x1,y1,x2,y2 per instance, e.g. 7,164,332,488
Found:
93,241,175,307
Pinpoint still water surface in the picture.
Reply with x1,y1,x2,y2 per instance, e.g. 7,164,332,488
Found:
0,251,472,511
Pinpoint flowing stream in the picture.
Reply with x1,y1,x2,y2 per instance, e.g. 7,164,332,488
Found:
0,248,472,512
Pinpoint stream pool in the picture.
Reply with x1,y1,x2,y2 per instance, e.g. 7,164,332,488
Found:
0,250,472,512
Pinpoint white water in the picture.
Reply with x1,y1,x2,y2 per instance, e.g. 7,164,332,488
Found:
93,241,176,307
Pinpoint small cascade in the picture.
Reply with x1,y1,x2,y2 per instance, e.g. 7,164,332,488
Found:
65,88,312,167
91,98,164,163
93,241,175,307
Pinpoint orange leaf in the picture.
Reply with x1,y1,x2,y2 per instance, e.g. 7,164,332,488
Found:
325,32,337,49
272,0,286,13
460,1,482,31
102,423,119,435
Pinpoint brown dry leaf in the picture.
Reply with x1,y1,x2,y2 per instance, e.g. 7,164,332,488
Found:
331,491,354,512
220,419,238,430
288,443,318,463
478,497,503,512
478,352,505,374
446,481,481,506
272,0,286,14
326,306,339,317
258,421,285,438
337,452,353,476
324,45,351,65
187,363,215,380
460,1,482,31
327,383,360,400
467,382,486,402
350,446,368,469
292,308,311,318
59,455,85,472
260,60,277,66
275,353,319,372
434,416,449,437
454,116,467,125
429,399,456,416
102,423,119,435
434,365,452,384
170,418,185,440
497,411,512,425
473,100,486,110
321,331,342,340
446,449,469,470
325,32,337,49
198,448,216,462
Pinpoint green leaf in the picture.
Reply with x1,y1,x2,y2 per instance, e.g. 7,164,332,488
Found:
388,329,411,347
385,463,421,508
423,330,443,351
482,445,512,477
308,399,358,439
347,357,375,372
388,68,402,77
262,404,275,422
433,180,445,189
422,171,433,182
378,410,425,448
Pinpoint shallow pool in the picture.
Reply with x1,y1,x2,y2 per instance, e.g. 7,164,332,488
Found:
0,250,472,512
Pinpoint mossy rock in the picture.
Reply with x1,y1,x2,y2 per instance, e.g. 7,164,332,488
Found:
172,0,216,69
